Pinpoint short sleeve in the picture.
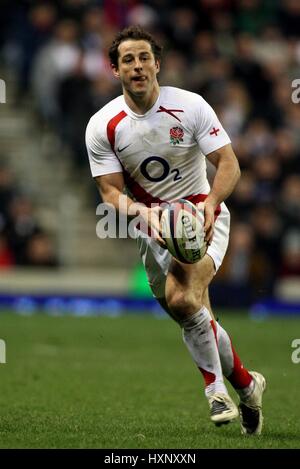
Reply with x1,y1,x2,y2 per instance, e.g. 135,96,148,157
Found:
85,116,123,177
194,96,231,156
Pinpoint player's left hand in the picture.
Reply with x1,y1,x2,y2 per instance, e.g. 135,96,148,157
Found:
147,205,167,249
197,200,215,245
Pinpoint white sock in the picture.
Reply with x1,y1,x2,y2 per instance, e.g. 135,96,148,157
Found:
179,306,228,398
216,322,254,398
215,322,234,377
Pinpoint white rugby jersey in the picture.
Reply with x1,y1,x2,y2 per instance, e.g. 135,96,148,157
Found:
86,86,231,206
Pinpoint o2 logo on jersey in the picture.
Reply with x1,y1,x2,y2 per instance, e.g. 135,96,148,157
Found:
140,156,182,182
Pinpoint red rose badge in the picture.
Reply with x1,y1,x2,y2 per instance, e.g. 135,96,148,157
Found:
170,126,184,145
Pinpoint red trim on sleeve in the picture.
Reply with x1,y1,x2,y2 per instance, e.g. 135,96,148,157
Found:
107,110,127,151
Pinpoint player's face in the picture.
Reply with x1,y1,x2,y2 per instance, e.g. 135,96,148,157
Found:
112,40,160,97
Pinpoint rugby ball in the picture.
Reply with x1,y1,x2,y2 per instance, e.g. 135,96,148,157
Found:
160,199,207,264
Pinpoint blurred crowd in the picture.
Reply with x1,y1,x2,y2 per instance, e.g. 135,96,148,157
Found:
0,164,58,268
0,0,300,301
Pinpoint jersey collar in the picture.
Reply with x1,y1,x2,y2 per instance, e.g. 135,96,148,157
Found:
123,91,161,120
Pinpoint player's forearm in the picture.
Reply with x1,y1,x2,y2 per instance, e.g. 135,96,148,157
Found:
206,158,241,207
101,185,148,218
96,174,149,218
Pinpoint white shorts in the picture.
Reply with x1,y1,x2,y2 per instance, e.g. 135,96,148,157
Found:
135,202,230,301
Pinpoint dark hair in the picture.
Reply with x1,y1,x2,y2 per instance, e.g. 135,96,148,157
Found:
108,25,163,68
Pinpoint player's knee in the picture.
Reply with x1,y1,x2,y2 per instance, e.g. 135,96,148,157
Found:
166,290,199,320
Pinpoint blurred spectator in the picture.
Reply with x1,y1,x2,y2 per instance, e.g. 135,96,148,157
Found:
275,129,300,180
251,203,283,284
82,6,105,50
230,170,257,216
0,165,18,222
159,51,188,89
233,33,272,109
219,80,251,137
168,8,198,57
127,4,159,29
6,196,42,265
31,19,80,123
216,223,271,305
253,26,290,67
90,74,119,110
278,175,300,229
235,0,277,36
279,230,300,278
220,223,256,285
58,58,119,166
279,0,300,38
0,232,15,269
243,119,276,157
251,154,280,204
0,160,57,267
3,2,57,97
58,53,93,166
201,57,233,106
57,0,89,22
25,232,58,267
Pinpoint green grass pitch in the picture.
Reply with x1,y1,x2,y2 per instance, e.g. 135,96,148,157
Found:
0,311,299,448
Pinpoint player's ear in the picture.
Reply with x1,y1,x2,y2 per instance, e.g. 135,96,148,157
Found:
111,63,120,79
155,59,160,74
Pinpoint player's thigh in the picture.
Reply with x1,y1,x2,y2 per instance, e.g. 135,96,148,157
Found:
166,253,215,289
136,232,171,301
136,232,215,315
165,253,215,302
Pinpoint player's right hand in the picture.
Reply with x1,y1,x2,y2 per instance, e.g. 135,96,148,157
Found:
142,206,167,248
